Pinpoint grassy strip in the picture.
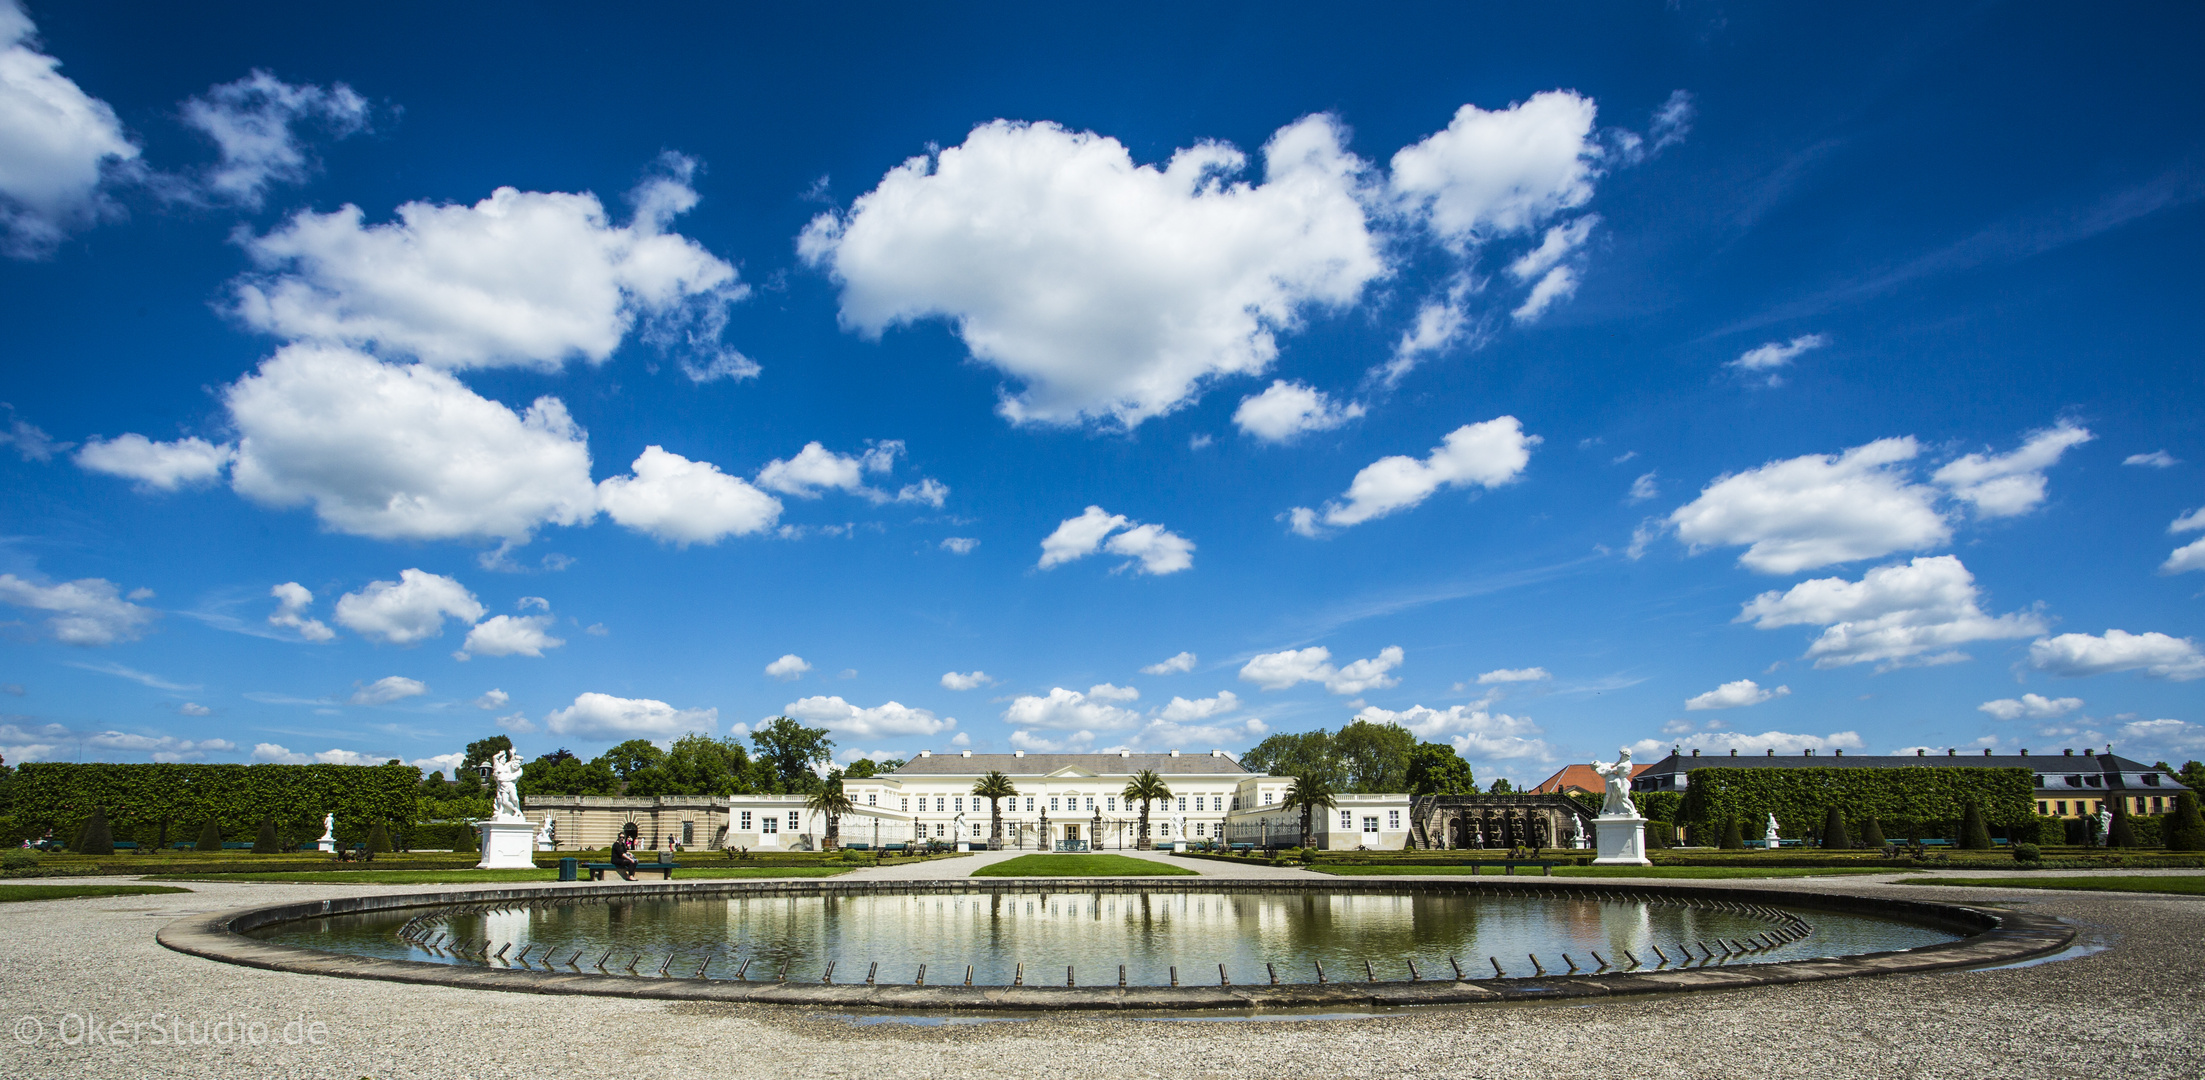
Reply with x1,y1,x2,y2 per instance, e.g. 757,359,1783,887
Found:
970,854,1198,878
0,884,193,903
1310,864,1894,879
1893,875,2205,895
145,866,853,885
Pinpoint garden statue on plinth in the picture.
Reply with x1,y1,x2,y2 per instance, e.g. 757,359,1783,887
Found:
1765,813,1781,851
1170,813,1188,852
1590,748,1651,866
534,816,555,851
2096,804,2113,847
317,812,337,853
475,750,536,869
952,811,969,851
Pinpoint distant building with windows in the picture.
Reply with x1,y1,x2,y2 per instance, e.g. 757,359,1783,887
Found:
1630,746,2191,821
525,748,1413,852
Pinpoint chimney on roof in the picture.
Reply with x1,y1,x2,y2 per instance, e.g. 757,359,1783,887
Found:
1211,750,1223,757
1013,750,1024,758
1766,749,1774,757
1804,748,1814,757
961,750,971,758
2083,748,2095,757
2020,748,2029,756
1835,749,1844,757
1120,750,1131,757
1947,748,1956,757
1916,749,1925,757
918,750,931,757
1984,748,1992,756
1170,749,1180,757
1692,749,1701,757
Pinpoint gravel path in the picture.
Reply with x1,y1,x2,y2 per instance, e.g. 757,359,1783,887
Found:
2,871,2198,1079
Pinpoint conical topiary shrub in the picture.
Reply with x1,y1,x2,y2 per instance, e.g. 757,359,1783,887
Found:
1861,816,1887,847
196,819,223,852
1645,822,1672,849
1822,806,1851,850
253,817,280,854
1960,802,1993,850
77,807,115,856
2107,799,2137,848
2165,792,2205,852
365,821,392,854
1718,819,1743,850
456,822,478,853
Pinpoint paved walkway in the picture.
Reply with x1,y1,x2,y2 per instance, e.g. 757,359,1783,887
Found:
840,848,1323,881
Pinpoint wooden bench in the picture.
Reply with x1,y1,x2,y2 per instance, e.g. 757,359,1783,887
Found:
1456,860,1559,876
584,861,679,881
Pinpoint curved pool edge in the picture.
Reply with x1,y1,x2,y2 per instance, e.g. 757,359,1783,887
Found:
155,878,2074,1011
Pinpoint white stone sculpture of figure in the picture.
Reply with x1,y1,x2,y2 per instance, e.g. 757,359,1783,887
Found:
489,750,525,822
1590,748,1637,818
320,812,335,840
2096,804,2113,846
952,811,968,845
1172,813,1187,843
534,816,554,850
1765,813,1781,849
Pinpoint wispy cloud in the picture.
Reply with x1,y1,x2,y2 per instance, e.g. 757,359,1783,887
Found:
63,660,201,691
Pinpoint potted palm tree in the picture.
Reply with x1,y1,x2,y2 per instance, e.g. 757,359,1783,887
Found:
971,771,1018,851
1281,774,1339,851
805,779,855,851
1121,770,1172,850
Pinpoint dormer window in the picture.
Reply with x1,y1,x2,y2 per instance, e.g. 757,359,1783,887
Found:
2144,773,2161,786
2066,776,2082,787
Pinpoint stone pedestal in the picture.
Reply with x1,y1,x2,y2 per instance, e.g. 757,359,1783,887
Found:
1170,841,1188,853
1592,815,1651,866
316,837,336,853
476,820,537,869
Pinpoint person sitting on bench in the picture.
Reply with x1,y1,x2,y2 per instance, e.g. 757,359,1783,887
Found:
610,823,640,881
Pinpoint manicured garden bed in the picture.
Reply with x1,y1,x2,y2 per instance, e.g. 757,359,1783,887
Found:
145,866,856,884
969,854,1197,877
0,883,193,903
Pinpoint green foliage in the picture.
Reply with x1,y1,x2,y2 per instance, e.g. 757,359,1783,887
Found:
195,819,222,852
2105,797,2136,848
460,736,512,772
1679,766,2035,834
455,822,477,853
1122,770,1173,845
1239,730,1341,788
1634,790,1682,826
1958,802,1991,849
365,820,392,854
0,849,36,870
842,757,905,779
2011,842,2041,862
75,807,114,856
253,817,280,854
1406,742,1476,795
1861,815,1887,847
804,779,855,845
972,771,1017,843
595,739,665,780
750,717,835,793
1332,719,1415,793
1488,778,1514,794
1280,773,1339,846
1644,822,1672,849
1718,819,1743,850
12,762,420,842
624,734,755,796
517,756,617,798
2167,792,2205,852
2178,760,2205,795
1821,805,1850,849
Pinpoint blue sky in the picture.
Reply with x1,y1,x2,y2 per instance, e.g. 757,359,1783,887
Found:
2,2,2201,783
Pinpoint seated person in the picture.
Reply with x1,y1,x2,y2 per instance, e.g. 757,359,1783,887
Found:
610,824,640,881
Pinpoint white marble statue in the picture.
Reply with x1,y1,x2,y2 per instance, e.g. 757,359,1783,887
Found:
488,750,525,822
533,816,555,850
1765,813,1781,849
2096,804,2113,846
1171,813,1187,843
1590,748,1638,818
319,813,335,840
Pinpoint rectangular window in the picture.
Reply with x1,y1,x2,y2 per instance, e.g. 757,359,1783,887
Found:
1340,810,1353,829
682,821,694,844
1051,797,1060,811
1025,797,1035,811
788,811,800,830
1107,796,1116,811
2154,797,2165,813
954,797,964,812
2036,801,2047,815
936,797,947,812
1085,797,1094,811
867,794,877,806
739,811,752,830
1362,816,1380,834
1387,810,1400,830
2093,801,2103,815
1195,823,1207,837
1177,797,1187,811
934,824,945,838
1262,792,1273,805
899,798,908,811
2056,801,2067,816
762,816,777,834
2138,797,2149,814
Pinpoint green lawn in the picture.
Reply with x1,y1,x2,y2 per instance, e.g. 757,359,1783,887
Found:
970,854,1198,877
0,884,193,903
1311,864,1895,879
146,866,853,884
1894,874,2205,895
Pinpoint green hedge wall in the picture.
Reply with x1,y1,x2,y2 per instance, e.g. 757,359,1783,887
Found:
11,763,420,840
1679,766,2035,833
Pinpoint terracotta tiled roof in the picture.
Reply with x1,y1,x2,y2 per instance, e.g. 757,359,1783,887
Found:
1530,762,1650,794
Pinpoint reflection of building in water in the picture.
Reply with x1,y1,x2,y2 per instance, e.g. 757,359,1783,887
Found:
482,908,532,955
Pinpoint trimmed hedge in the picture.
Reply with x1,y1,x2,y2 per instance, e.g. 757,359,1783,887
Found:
2168,792,2204,852
1679,766,2034,834
76,807,114,856
1960,802,1993,849
13,762,420,843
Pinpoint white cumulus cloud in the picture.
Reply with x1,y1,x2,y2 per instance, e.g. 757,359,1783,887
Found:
73,435,234,491
1737,555,2046,670
1667,437,1948,575
1155,690,1239,724
0,1,140,256
1978,694,2083,721
1036,505,1193,575
1728,334,1826,373
1629,729,1865,759
349,675,427,706
474,689,509,710
939,670,991,690
2124,451,2178,468
226,343,598,543
800,114,1384,428
596,445,781,546
1353,703,1554,762
2029,629,2205,681
544,691,717,738
1388,91,1600,245
1002,685,1144,732
1476,667,1550,684
266,581,334,641
764,654,812,681
1291,416,1536,533
333,568,484,646
1684,679,1789,711
783,695,954,739
2161,508,2205,574
1141,652,1197,676
231,159,745,372
940,537,978,554
181,69,368,208
1239,645,1402,694
1510,265,1578,323
457,614,563,659
0,573,156,645
1232,380,1364,443
1930,421,2093,519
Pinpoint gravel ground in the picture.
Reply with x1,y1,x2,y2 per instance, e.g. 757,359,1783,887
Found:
1,869,2198,1080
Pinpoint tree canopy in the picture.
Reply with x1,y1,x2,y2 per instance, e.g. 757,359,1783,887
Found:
1406,743,1476,795
751,717,835,793
1243,721,1453,794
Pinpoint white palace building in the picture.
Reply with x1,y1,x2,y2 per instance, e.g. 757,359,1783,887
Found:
523,749,1413,853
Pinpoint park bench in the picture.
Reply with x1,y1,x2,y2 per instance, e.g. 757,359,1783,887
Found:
882,843,908,854
1454,860,1560,876
844,843,870,851
584,861,678,881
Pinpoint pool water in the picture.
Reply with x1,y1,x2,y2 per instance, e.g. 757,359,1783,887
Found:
250,888,1959,986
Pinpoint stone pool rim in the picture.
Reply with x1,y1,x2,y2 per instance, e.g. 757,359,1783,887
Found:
156,877,2073,1011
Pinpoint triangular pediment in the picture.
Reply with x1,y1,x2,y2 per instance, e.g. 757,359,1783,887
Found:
1047,765,1098,777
